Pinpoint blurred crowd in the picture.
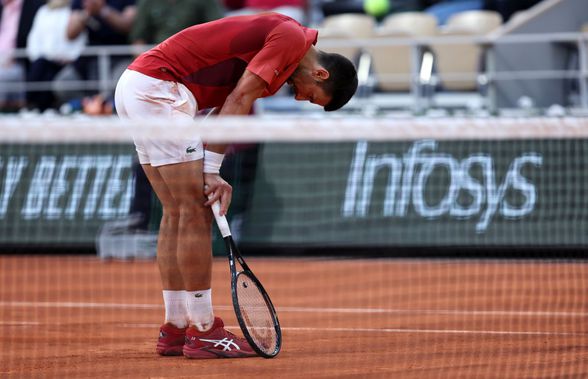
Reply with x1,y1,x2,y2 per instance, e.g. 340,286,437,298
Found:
0,0,541,114
324,0,542,22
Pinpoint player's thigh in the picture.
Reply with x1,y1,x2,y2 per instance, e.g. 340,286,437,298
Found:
157,159,204,203
156,160,210,221
141,163,177,212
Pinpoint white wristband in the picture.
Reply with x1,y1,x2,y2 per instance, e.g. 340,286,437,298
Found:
203,150,224,174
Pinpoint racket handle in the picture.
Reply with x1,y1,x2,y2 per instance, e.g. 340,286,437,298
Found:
210,200,232,238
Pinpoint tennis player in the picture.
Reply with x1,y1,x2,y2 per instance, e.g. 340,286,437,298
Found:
114,12,357,359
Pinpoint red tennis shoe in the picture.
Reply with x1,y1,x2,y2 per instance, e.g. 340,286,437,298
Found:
156,323,187,356
183,317,257,359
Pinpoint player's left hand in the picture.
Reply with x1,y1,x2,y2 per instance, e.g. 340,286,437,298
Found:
203,174,232,216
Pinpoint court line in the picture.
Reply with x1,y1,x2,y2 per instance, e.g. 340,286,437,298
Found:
1,320,582,337
280,327,587,337
113,324,588,337
0,321,40,326
1,301,587,318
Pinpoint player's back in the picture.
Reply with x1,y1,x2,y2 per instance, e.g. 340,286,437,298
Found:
140,13,301,79
129,12,314,109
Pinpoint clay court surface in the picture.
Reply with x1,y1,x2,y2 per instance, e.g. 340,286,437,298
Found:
1,255,587,378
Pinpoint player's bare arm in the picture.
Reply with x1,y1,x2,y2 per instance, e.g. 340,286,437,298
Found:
203,70,268,214
219,69,267,116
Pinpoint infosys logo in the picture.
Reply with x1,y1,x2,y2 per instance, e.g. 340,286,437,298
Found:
342,140,543,233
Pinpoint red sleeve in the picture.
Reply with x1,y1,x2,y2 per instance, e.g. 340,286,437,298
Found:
246,21,307,87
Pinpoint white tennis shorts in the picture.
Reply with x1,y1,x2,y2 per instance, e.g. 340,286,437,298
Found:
114,69,203,167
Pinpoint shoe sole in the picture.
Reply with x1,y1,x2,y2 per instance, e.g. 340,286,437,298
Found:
157,343,184,356
183,346,257,359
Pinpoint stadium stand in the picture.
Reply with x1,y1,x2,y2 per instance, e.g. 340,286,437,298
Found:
431,10,502,91
367,12,438,91
321,12,376,39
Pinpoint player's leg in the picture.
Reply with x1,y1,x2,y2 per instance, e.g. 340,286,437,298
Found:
154,159,257,360
156,160,215,332
155,160,212,289
140,164,183,290
141,163,189,356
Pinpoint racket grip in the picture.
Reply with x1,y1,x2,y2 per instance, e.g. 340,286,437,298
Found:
210,201,232,238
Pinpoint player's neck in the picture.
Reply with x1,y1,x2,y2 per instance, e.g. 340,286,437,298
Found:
298,46,319,71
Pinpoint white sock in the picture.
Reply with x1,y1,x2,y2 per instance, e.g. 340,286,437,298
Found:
186,289,214,332
162,290,188,328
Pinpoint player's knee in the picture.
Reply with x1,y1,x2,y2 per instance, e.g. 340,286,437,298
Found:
178,200,207,224
161,203,180,222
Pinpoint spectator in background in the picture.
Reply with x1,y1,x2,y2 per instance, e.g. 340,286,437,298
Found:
321,0,363,18
424,0,483,25
321,0,434,20
483,0,542,22
423,0,542,26
0,0,44,112
226,0,306,24
363,0,435,20
26,0,87,111
131,0,224,46
56,0,136,103
387,0,431,13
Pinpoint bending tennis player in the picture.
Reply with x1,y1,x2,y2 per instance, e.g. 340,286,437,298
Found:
114,12,357,359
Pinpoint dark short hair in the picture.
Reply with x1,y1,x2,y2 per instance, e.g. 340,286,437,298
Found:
317,51,358,111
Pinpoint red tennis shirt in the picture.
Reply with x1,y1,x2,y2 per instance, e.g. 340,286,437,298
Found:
128,13,318,109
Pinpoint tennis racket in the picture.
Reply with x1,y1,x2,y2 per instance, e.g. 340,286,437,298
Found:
210,200,282,358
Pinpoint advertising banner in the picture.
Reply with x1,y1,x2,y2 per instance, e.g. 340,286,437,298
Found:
0,144,135,245
244,139,588,247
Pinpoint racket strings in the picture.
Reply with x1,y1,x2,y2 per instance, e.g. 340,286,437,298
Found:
236,273,278,354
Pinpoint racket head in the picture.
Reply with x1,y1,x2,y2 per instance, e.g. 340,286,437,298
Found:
232,270,282,358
